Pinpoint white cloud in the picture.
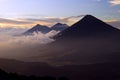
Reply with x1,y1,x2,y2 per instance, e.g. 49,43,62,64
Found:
0,15,85,28
0,28,59,59
0,28,58,45
109,0,120,5
105,20,120,29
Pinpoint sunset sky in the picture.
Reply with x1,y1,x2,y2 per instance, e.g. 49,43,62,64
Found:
0,0,120,28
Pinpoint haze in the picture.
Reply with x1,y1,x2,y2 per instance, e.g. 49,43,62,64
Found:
0,0,119,28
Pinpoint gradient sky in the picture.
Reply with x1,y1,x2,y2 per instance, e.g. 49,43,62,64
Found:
0,0,120,28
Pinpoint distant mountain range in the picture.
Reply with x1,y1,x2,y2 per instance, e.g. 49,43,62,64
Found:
23,23,69,35
23,24,51,35
29,15,120,65
51,23,68,31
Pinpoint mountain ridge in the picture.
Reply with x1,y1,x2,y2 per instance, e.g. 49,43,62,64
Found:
32,15,120,66
51,23,69,31
23,24,51,35
54,15,120,40
23,23,69,35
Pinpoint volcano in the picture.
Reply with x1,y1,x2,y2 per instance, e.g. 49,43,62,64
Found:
23,24,51,35
54,15,120,40
51,23,69,31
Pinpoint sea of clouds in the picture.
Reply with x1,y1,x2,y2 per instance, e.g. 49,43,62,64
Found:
0,28,59,60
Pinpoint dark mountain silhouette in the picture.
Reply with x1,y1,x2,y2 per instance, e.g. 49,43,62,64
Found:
22,23,68,35
51,23,69,31
23,24,51,35
54,15,120,39
30,15,120,66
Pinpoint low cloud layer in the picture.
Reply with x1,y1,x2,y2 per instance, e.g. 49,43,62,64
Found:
0,28,58,45
0,28,59,59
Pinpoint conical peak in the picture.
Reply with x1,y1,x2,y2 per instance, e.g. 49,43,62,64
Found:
35,24,42,27
52,23,68,28
54,15,120,39
70,15,120,31
84,15,95,18
56,23,63,25
34,24,48,28
33,24,43,28
80,15,100,22
71,15,106,28
23,24,50,35
54,23,67,27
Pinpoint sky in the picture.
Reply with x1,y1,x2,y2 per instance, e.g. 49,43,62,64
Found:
0,0,120,28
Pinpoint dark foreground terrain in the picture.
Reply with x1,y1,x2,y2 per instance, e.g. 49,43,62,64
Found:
0,68,69,80
0,58,120,80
